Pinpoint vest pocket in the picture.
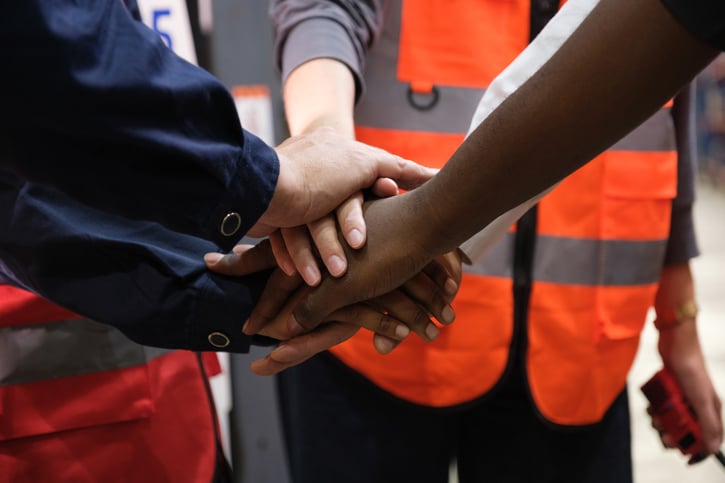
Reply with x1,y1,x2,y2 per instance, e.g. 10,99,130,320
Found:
0,320,155,441
603,151,677,200
398,0,529,88
596,150,677,340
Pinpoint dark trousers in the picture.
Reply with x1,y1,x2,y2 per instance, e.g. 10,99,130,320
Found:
277,352,633,483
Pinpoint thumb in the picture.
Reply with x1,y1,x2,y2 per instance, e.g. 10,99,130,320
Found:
372,151,438,191
204,239,276,276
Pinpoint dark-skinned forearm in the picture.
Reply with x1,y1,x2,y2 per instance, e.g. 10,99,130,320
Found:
412,0,718,258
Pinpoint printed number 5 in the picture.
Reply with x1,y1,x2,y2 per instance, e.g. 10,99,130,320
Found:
152,9,173,51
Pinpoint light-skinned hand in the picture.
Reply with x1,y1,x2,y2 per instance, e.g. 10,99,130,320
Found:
249,128,436,237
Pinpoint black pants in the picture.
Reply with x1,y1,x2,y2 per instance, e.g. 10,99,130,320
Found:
277,353,633,483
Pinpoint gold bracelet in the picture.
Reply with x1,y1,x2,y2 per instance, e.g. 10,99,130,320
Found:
654,300,699,331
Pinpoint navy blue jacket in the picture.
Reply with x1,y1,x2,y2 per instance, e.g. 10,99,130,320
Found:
0,0,278,352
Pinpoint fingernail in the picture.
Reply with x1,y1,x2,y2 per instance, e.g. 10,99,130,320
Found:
242,320,251,334
280,260,297,277
425,323,440,341
204,252,222,265
441,305,455,324
374,337,396,354
302,266,321,286
444,278,458,296
347,229,364,248
287,314,304,336
327,255,346,277
395,325,410,339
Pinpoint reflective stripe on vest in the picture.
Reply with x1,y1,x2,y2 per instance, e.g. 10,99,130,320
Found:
0,318,170,387
330,0,677,423
466,233,667,285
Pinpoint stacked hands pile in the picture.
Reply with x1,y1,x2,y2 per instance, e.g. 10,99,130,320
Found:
204,128,463,376
4,0,725,480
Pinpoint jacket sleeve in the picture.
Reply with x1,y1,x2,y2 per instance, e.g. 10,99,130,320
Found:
665,83,701,265
270,0,384,99
0,0,279,352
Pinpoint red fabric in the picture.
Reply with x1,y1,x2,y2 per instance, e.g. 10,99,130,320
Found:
201,351,222,377
0,287,220,482
0,285,77,326
0,351,218,483
0,364,154,440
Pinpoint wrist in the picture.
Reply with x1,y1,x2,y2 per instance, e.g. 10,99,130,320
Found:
265,144,310,229
401,187,452,260
654,300,698,331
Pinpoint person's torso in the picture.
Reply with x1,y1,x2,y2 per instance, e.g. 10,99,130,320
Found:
332,0,678,425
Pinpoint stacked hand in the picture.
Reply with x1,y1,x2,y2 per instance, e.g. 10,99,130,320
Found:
208,240,460,375
205,129,461,375
248,128,436,237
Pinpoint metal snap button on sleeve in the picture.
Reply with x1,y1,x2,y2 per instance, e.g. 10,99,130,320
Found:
208,331,231,348
220,212,242,237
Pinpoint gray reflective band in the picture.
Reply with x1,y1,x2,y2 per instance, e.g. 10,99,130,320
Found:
463,236,515,279
358,77,675,153
356,80,484,134
0,318,171,386
610,108,676,152
143,344,171,361
465,233,667,286
353,0,484,135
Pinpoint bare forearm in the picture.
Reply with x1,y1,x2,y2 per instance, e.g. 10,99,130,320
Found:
653,262,723,454
412,0,719,257
283,58,357,137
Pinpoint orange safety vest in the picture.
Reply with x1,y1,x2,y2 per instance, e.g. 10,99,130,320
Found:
330,0,677,425
0,286,222,482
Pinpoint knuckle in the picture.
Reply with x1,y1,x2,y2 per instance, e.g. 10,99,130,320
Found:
377,314,394,334
293,300,317,330
339,305,362,324
413,308,432,329
333,324,358,345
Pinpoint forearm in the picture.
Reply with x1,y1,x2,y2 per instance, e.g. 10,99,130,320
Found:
271,0,383,103
0,1,277,249
0,178,267,352
0,1,282,350
411,0,719,258
284,58,357,137
457,0,597,263
653,261,723,454
655,262,696,322
665,84,700,265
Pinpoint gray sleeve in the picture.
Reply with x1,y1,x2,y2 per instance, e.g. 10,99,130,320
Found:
269,0,384,99
665,83,701,265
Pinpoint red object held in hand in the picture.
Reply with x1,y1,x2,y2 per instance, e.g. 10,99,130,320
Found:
640,367,708,463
